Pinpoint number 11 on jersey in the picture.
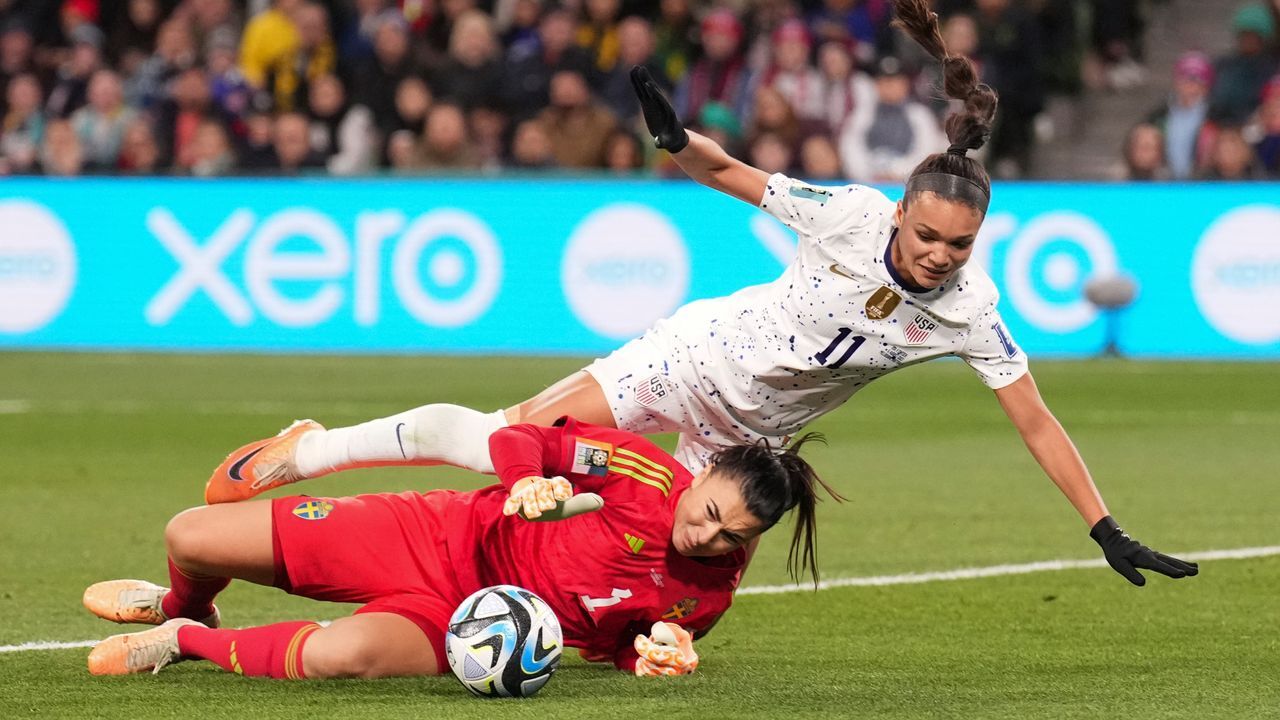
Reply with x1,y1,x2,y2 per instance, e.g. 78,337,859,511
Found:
814,328,866,369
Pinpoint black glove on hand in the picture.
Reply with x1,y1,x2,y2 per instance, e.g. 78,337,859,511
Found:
630,65,689,153
1090,516,1199,586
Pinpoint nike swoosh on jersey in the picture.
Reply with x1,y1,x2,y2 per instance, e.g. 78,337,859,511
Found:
227,447,264,482
829,263,858,280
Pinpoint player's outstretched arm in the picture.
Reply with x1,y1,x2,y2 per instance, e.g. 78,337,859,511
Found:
630,66,769,206
994,372,1199,586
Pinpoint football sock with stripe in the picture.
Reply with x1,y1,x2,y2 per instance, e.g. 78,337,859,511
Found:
294,404,507,477
160,557,229,622
178,621,321,679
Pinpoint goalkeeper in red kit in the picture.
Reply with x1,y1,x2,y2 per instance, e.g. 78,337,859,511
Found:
82,417,838,679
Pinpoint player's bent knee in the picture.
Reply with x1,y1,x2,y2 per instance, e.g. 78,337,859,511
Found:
164,507,212,570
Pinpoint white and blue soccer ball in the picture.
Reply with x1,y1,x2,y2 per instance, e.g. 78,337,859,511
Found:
445,584,562,698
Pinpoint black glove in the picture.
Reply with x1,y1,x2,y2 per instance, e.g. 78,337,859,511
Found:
629,65,689,154
1090,516,1199,586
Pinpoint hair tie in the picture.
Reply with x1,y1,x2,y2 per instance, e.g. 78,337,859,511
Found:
946,144,968,157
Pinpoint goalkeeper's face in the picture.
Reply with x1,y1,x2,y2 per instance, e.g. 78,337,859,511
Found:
671,468,766,557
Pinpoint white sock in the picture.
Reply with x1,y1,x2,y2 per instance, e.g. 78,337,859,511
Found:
294,405,509,477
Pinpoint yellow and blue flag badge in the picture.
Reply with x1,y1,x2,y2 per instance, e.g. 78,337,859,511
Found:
571,438,613,477
292,499,334,520
661,597,699,620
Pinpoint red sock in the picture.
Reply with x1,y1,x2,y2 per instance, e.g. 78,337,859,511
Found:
178,622,321,679
160,557,230,621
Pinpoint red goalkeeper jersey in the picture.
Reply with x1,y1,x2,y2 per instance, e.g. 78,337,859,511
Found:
443,416,744,671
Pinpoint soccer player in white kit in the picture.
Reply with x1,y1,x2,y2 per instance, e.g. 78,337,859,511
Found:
207,0,1196,587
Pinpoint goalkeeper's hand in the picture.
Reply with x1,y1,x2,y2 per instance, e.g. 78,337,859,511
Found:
634,622,698,677
630,65,689,153
1090,515,1199,586
502,476,604,521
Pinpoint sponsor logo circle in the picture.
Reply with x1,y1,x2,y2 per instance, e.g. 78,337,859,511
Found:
561,204,689,339
1003,211,1117,333
1191,206,1280,344
0,201,77,333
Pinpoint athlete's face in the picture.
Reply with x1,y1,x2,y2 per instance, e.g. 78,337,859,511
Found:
672,467,766,557
891,193,983,289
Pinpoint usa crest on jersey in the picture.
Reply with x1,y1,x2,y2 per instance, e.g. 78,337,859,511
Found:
903,313,938,345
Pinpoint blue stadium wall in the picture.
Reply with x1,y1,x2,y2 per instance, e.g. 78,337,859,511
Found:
1,178,1277,358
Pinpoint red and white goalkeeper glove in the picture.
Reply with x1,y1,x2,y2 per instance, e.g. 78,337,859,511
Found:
634,621,699,677
502,476,604,521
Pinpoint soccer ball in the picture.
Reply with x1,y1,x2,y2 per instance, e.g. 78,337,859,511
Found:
445,584,562,698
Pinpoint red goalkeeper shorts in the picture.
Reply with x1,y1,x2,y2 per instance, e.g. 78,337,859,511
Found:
271,491,466,672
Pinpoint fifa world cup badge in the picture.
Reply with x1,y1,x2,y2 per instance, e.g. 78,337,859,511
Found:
865,286,902,320
571,438,613,477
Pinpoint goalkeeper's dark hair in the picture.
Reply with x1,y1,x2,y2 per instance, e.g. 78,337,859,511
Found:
892,0,997,212
710,433,843,586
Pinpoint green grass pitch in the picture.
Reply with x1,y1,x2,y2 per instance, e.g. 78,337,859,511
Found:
1,352,1277,719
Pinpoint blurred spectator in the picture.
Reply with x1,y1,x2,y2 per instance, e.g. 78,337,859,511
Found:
239,110,277,169
741,0,801,78
1118,122,1168,181
1202,125,1262,179
306,72,376,175
747,85,802,153
188,117,236,176
838,56,944,183
1036,0,1084,97
420,102,480,169
47,23,104,118
239,0,301,101
185,0,240,47
70,68,135,168
105,0,163,76
155,66,220,170
501,8,591,122
468,104,507,170
603,127,644,173
426,0,479,57
509,116,555,168
1253,76,1280,175
389,75,431,139
675,9,752,121
1090,0,1146,90
207,27,252,125
764,20,826,124
974,0,1044,178
128,17,198,109
354,12,420,134
1149,51,1214,180
597,16,664,122
494,0,540,54
651,0,695,84
60,0,100,40
799,133,842,179
432,9,502,111
749,131,794,174
276,1,338,111
537,68,616,168
576,0,621,74
272,110,325,172
921,13,979,116
385,127,421,171
810,0,891,53
1210,3,1279,124
117,116,161,173
816,39,873,136
39,117,84,175
1,72,44,173
693,100,743,156
1,19,37,116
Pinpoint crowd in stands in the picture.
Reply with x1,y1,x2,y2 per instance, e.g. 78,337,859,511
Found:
1121,2,1280,180
0,0,1275,180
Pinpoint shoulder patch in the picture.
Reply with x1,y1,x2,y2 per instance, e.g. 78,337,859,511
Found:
788,183,832,205
571,437,613,476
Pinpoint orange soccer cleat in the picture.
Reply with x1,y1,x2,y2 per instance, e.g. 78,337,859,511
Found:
204,419,323,504
83,579,220,628
87,618,201,676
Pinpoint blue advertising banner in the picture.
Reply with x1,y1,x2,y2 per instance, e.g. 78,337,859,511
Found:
1,178,1277,358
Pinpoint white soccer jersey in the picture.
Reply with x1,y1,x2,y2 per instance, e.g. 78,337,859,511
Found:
636,173,1027,440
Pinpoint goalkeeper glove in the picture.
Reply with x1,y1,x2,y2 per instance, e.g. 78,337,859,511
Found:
630,66,689,153
502,476,604,521
1089,515,1199,586
634,621,698,677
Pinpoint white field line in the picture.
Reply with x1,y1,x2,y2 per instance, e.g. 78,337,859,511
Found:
4,545,1277,655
